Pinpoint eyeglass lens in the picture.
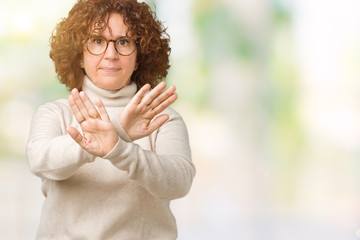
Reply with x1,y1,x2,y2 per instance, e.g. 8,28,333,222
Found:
86,37,136,56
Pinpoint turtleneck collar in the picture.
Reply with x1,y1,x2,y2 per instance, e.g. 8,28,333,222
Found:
82,75,137,107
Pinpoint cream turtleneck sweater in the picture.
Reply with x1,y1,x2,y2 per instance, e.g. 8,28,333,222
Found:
26,77,195,240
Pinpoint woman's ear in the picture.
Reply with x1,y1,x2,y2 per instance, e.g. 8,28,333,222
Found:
80,55,84,68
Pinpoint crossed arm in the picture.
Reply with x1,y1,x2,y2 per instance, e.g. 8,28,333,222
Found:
66,82,178,157
27,82,195,197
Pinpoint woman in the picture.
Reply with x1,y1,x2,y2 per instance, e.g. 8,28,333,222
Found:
26,0,195,239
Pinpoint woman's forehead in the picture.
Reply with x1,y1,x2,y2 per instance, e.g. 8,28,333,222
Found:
90,13,130,38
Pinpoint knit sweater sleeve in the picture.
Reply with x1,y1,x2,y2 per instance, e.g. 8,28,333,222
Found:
103,108,195,200
26,101,95,181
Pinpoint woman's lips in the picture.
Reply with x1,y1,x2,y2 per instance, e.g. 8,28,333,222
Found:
100,67,120,72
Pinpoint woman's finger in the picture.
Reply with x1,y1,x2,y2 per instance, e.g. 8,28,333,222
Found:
142,82,166,106
68,94,86,124
150,85,176,109
152,93,178,115
72,88,90,119
80,91,101,119
95,98,111,122
147,114,169,133
66,126,84,145
130,84,151,105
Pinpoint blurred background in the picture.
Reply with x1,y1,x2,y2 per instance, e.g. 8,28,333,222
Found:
1,0,360,239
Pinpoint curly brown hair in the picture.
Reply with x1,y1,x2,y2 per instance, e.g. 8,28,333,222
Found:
50,0,171,90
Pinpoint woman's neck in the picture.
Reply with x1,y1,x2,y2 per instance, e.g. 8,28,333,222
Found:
81,75,137,107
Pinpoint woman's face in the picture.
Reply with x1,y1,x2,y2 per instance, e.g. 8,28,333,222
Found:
82,13,137,90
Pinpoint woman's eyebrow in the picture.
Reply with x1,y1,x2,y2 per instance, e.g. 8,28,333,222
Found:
89,34,129,39
113,35,130,39
100,35,130,40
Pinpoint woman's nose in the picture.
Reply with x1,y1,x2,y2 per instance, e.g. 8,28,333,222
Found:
104,41,119,60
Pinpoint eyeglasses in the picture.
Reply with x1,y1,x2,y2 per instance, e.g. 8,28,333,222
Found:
85,36,137,56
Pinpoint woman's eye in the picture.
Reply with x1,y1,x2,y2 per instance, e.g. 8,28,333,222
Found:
92,38,104,45
117,39,129,46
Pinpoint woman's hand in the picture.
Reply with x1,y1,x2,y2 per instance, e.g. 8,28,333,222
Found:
67,89,118,157
119,82,178,140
